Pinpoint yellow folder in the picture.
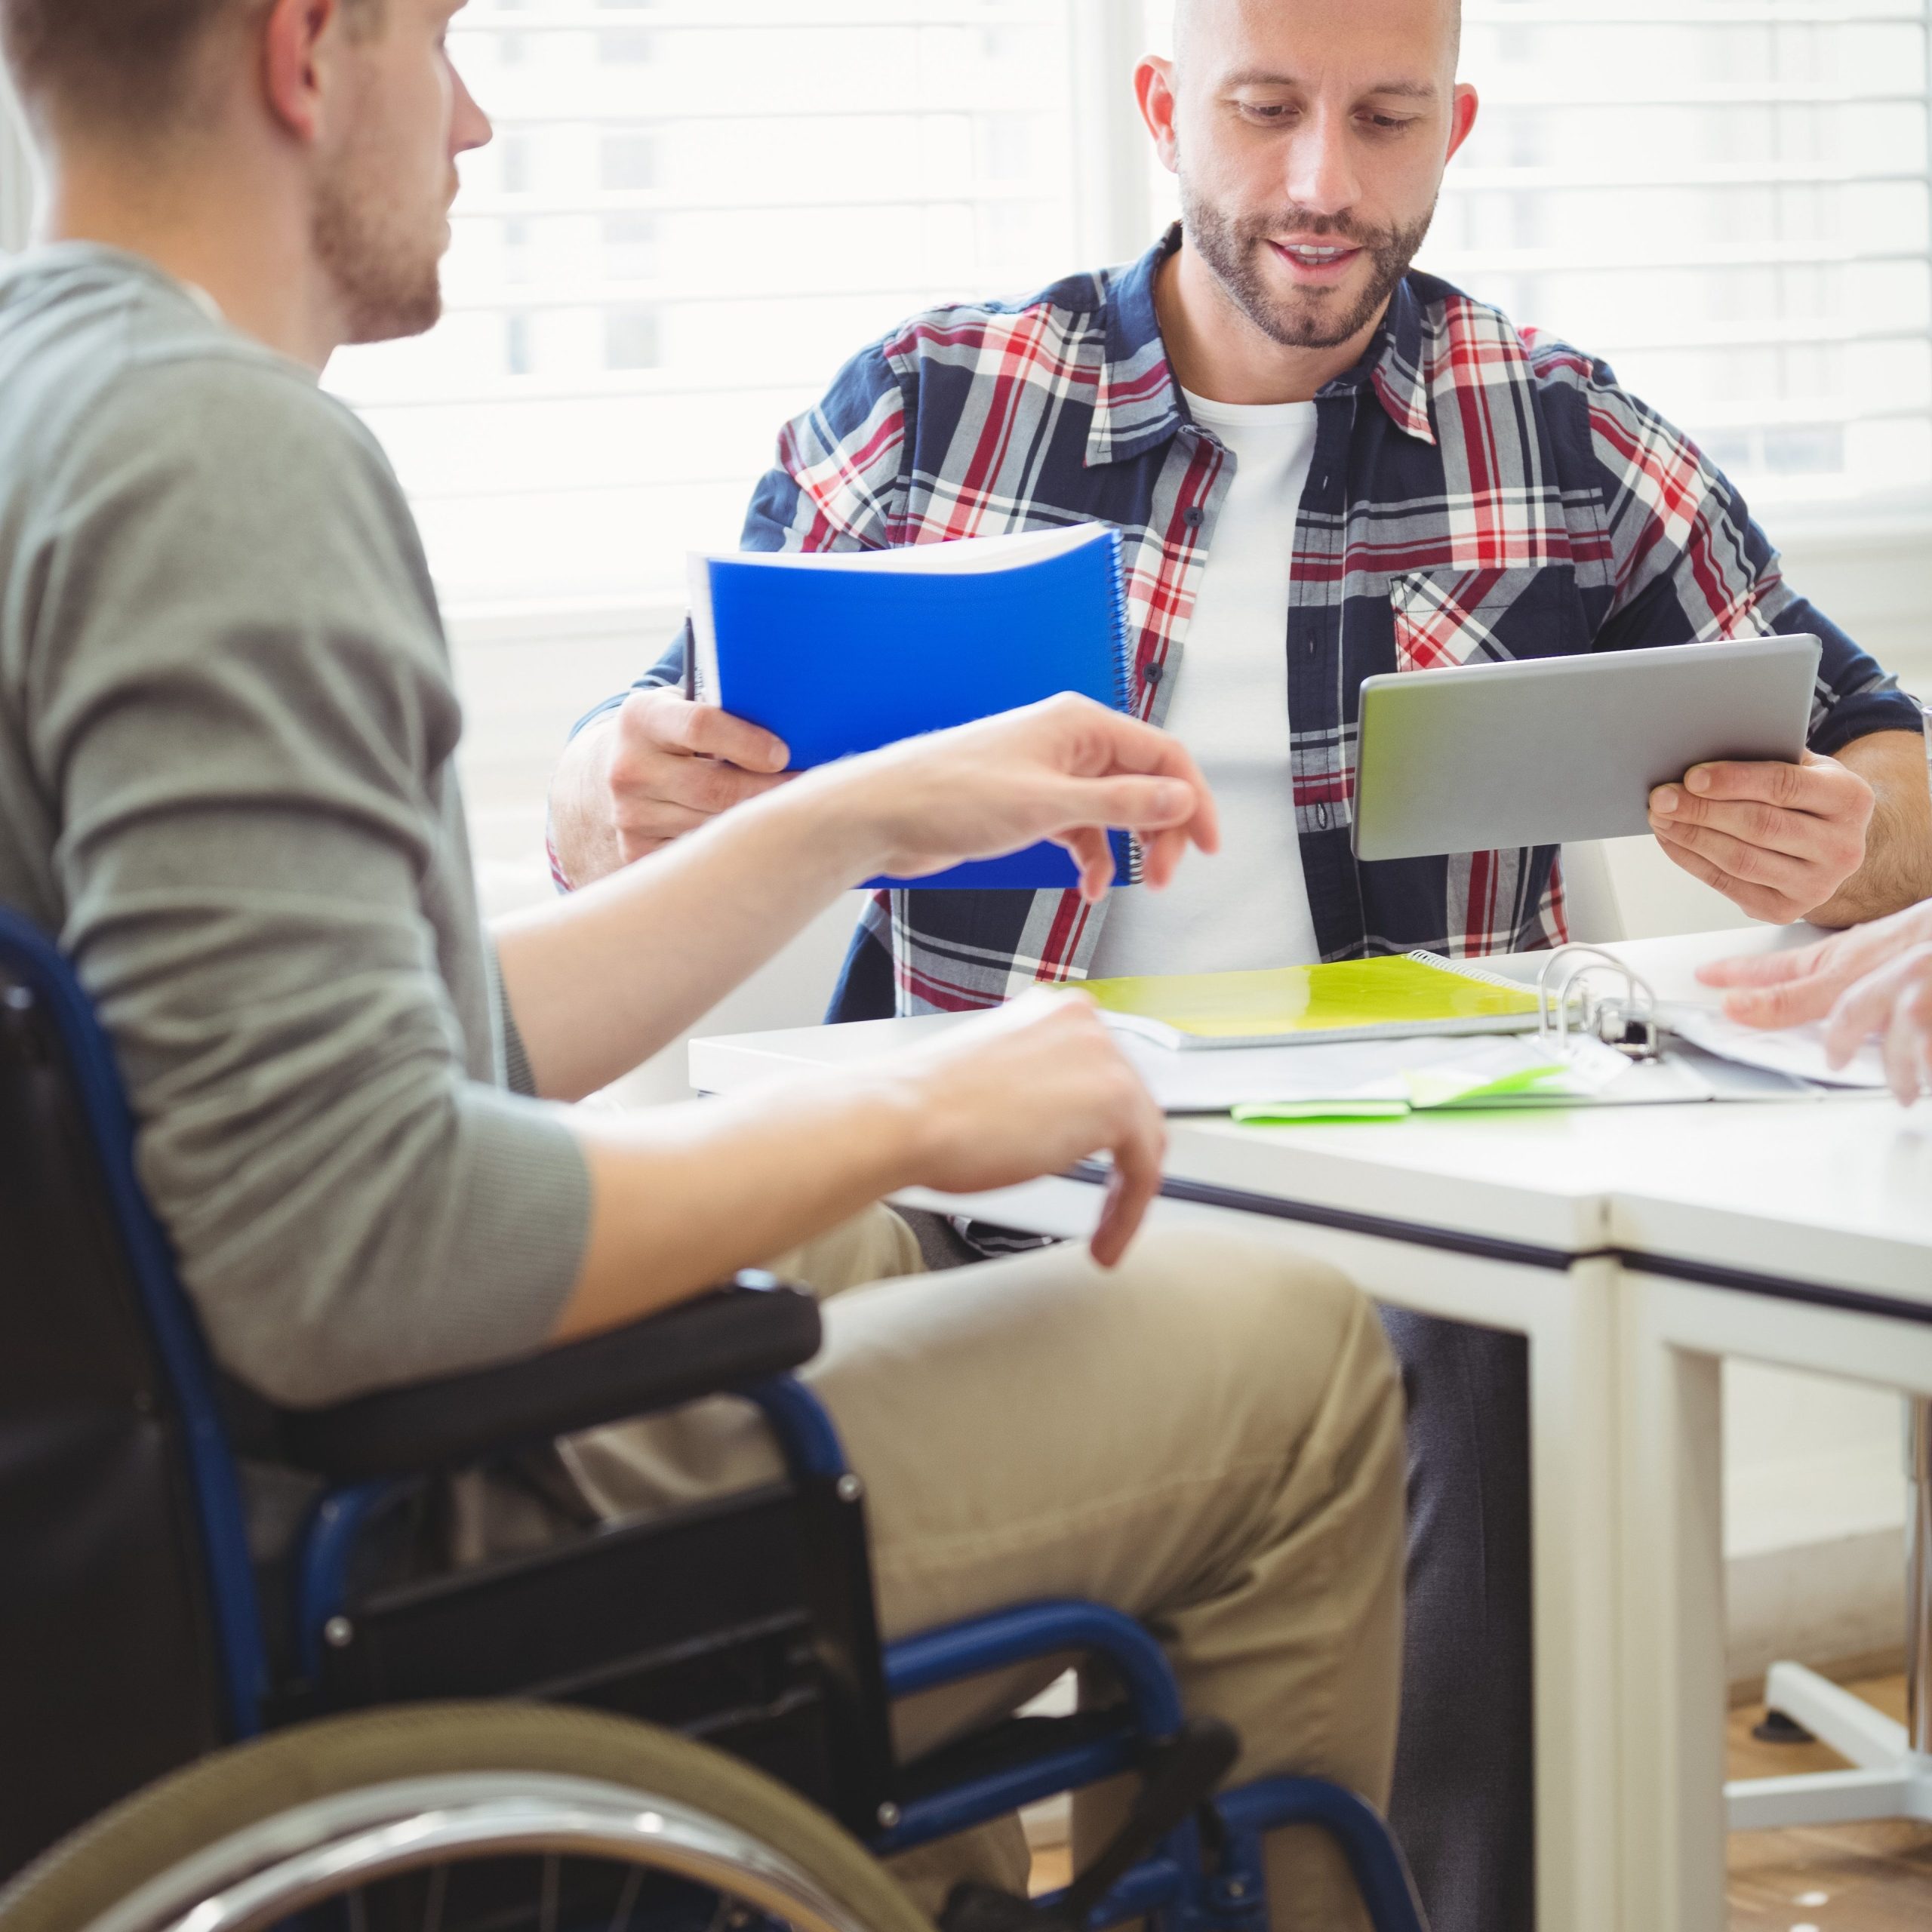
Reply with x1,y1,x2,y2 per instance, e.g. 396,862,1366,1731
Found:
1081,950,1544,1051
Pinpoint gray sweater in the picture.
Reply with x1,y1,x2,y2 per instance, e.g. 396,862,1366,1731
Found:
0,245,590,1406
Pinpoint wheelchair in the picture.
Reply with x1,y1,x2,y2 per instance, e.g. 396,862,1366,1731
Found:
0,907,1424,1932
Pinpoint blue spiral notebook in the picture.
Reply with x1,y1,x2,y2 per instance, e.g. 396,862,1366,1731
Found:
687,524,1137,890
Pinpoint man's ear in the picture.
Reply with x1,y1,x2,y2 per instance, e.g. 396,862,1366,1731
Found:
1135,56,1181,176
1444,82,1479,165
261,0,341,145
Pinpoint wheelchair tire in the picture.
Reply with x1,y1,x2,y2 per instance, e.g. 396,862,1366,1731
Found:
0,1702,935,1932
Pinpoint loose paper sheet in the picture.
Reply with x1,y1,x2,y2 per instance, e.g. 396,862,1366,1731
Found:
1665,1005,1888,1091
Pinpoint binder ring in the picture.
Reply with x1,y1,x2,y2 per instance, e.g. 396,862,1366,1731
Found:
1536,944,1661,1062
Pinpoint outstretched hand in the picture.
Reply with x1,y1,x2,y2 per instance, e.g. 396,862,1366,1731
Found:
826,691,1220,901
1697,899,1932,1103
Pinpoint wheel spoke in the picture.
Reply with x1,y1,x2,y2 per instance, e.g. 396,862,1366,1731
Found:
606,1866,644,1932
539,1854,559,1932
420,1863,448,1932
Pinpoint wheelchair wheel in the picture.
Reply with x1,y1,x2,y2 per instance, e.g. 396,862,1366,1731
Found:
0,1703,934,1932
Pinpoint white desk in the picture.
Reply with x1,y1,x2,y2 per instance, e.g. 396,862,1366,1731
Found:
689,931,1932,1932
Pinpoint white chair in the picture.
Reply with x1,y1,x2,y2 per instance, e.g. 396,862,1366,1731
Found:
1557,841,1627,944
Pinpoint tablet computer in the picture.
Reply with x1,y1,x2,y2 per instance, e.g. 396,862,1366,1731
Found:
1352,635,1822,862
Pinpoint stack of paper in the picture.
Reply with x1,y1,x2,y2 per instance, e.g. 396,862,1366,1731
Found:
1112,1031,1755,1119
1664,1006,1888,1090
1078,952,1863,1120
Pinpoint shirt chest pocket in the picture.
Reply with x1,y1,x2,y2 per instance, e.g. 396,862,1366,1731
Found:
1388,565,1586,675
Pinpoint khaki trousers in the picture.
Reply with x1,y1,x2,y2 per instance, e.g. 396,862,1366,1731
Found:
559,1208,1405,1932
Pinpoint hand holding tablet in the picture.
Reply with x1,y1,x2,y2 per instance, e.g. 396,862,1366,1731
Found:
1351,634,1874,922
1646,748,1875,925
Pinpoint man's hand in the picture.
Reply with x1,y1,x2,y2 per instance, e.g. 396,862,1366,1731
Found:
553,688,792,884
1647,750,1875,924
599,688,793,863
819,691,1220,901
1697,898,1932,1105
880,989,1166,1264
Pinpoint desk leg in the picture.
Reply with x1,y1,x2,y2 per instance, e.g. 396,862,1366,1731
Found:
1616,1272,1727,1932
1528,1256,1626,1932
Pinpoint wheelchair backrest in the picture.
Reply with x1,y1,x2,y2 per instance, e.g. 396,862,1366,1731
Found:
0,911,243,1878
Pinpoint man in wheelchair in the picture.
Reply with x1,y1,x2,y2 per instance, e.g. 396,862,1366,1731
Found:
0,4,1407,1930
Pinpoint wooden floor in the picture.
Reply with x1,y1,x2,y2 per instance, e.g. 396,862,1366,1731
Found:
1028,1675,1932,1924
1728,1674,1931,1931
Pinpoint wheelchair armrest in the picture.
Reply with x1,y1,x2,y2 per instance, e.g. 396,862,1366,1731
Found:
272,1272,820,1482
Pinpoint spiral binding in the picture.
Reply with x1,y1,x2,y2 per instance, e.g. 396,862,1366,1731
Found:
1103,526,1144,886
1402,949,1531,995
1103,525,1134,720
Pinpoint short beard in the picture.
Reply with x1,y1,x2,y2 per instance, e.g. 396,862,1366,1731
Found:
312,167,445,346
1180,184,1435,352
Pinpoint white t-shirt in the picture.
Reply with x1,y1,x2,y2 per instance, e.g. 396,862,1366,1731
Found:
1087,387,1323,980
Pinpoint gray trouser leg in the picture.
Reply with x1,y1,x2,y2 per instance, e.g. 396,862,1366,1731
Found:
1379,1307,1535,1932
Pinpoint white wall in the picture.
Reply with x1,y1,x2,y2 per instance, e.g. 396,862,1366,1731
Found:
1724,1364,1909,1684
1782,518,1932,704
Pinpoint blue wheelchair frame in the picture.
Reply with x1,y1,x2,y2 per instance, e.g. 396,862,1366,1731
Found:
0,909,1423,1932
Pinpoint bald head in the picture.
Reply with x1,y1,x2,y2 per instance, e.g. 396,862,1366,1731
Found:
1172,0,1462,79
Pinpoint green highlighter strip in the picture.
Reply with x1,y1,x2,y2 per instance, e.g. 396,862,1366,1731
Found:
1231,1057,1574,1127
1232,1098,1415,1124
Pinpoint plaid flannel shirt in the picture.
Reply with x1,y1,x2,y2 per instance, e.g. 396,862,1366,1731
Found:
574,226,1918,1022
